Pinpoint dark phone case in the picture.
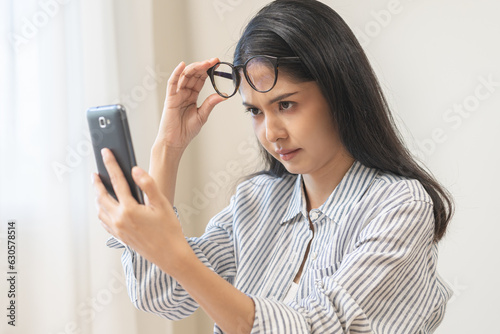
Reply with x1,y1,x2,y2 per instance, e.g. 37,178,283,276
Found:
87,104,144,204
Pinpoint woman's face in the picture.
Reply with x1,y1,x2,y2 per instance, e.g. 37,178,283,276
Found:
239,73,352,179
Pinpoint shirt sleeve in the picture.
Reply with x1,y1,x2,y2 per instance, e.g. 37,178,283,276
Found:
107,200,237,321
250,194,449,333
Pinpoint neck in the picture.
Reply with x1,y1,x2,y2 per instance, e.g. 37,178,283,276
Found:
302,155,355,211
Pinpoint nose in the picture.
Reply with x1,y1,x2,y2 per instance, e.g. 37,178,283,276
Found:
264,113,286,143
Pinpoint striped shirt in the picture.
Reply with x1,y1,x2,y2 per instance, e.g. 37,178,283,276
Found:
107,160,452,333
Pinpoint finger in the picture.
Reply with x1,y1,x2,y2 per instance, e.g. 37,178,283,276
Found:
198,93,226,122
178,58,219,92
131,166,165,207
101,148,135,205
166,61,186,97
96,203,112,231
192,58,221,93
97,213,124,243
177,62,206,92
92,172,119,214
93,173,119,236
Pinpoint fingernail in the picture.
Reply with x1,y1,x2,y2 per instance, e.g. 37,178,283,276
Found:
101,148,107,158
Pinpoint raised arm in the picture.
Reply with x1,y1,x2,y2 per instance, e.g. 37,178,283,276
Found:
93,59,258,333
149,59,225,203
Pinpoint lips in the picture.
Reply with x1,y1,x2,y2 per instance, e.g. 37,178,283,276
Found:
275,148,301,161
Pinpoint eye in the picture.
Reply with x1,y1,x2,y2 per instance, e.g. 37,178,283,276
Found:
245,107,262,116
279,101,294,111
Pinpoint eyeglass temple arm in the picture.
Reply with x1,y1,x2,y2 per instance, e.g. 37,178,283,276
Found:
278,56,301,63
208,69,234,80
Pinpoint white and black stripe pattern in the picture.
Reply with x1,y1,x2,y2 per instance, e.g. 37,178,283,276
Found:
107,160,453,333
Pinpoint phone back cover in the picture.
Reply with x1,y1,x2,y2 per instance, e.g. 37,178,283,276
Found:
87,104,144,203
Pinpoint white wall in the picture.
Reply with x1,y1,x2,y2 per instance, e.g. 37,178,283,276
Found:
167,0,500,332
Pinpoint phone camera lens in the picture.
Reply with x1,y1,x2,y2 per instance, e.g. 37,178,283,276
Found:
99,116,106,128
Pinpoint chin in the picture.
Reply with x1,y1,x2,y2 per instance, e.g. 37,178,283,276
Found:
280,162,304,175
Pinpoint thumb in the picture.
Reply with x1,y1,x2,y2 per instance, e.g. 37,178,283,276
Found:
198,93,226,122
132,167,164,206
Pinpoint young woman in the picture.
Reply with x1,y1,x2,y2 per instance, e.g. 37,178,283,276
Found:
93,0,454,333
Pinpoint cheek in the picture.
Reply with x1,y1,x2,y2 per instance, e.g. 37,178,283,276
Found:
313,127,343,156
300,118,339,152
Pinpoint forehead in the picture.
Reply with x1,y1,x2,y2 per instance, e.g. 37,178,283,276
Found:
239,74,317,106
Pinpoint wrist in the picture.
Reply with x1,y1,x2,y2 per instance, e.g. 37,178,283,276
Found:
163,240,201,280
152,140,184,157
150,141,184,167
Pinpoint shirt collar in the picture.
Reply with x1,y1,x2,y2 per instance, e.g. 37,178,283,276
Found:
280,161,379,225
281,174,308,224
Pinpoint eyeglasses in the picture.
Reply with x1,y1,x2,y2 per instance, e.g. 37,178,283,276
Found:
207,55,301,98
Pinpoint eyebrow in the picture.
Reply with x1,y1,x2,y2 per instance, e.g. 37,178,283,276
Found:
242,91,299,107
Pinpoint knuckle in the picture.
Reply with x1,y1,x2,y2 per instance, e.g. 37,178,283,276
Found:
112,216,126,233
167,75,176,85
121,206,132,217
116,206,133,224
113,219,124,232
141,175,153,189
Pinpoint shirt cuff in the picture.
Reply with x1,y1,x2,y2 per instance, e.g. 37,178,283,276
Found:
250,295,310,333
106,236,125,248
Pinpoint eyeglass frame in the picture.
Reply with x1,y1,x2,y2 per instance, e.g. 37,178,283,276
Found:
206,55,302,98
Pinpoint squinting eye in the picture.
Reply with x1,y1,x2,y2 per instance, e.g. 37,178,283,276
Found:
279,101,294,110
245,108,262,116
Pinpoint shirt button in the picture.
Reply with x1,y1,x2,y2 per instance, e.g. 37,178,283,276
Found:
311,252,318,260
310,211,319,220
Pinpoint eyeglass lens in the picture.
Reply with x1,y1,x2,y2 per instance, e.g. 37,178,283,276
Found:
244,57,276,93
211,63,238,98
211,56,277,98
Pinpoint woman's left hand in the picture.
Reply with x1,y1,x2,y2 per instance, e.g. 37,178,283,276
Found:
92,148,191,275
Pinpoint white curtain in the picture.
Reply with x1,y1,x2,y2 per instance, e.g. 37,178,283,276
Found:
0,0,170,333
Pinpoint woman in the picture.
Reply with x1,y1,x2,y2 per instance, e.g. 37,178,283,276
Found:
93,0,454,333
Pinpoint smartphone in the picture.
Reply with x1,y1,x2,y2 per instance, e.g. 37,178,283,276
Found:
87,104,144,204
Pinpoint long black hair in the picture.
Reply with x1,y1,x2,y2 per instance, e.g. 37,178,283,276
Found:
234,0,453,242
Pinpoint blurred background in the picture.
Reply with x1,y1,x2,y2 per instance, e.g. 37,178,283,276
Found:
0,0,498,333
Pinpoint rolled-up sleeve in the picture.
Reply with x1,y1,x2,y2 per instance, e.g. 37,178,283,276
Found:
107,200,237,320
249,198,449,333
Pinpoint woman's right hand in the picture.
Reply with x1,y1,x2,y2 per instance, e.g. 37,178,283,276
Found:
154,58,226,153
